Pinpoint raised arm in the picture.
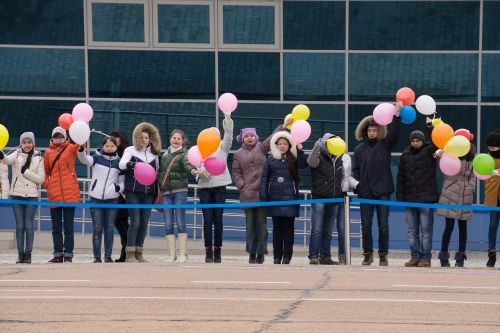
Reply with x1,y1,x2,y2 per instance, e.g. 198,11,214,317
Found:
384,102,403,151
307,139,322,168
221,113,234,153
77,150,94,166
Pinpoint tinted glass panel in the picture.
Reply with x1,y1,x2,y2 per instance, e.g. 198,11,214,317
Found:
158,4,210,43
0,0,84,46
92,3,144,42
349,54,478,102
349,1,479,50
483,1,500,50
283,1,345,50
223,5,275,44
482,54,500,102
89,50,215,99
284,53,344,101
0,48,85,97
481,106,500,152
218,52,279,100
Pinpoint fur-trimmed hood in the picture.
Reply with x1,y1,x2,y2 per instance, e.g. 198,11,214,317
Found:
133,122,161,155
270,131,297,159
355,116,387,141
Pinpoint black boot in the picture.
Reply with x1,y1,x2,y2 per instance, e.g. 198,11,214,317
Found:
23,252,32,264
16,253,25,264
438,251,450,267
256,254,265,264
454,252,467,267
214,247,222,263
487,249,496,268
115,247,126,262
205,246,214,263
249,254,256,264
378,252,388,266
361,252,373,265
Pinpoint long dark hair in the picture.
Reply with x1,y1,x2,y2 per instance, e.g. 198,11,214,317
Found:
277,137,300,184
110,130,129,158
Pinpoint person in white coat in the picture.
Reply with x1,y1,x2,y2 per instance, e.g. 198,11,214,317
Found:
0,132,45,264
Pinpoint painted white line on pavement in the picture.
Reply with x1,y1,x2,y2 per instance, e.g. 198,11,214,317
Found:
0,290,64,292
393,284,498,290
0,280,90,282
191,281,291,284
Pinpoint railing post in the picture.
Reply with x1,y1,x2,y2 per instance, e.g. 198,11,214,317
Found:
193,187,198,241
344,195,351,265
37,195,41,232
82,181,86,235
303,193,308,248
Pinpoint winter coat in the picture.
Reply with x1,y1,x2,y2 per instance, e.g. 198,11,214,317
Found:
3,149,45,198
119,122,161,195
352,116,401,198
198,118,234,189
44,141,80,203
157,147,194,193
437,160,476,221
0,162,9,199
484,157,500,207
232,125,282,203
78,149,124,200
308,133,358,199
396,143,439,203
259,131,308,217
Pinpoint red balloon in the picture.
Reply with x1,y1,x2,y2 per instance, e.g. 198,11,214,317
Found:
396,87,416,105
454,128,474,141
58,113,74,130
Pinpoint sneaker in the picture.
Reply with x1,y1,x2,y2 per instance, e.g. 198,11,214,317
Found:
319,257,339,265
256,254,264,264
93,258,102,263
64,256,73,263
48,256,63,263
105,257,113,263
361,252,373,265
249,254,256,264
404,259,419,267
418,260,431,267
309,257,319,265
379,253,388,266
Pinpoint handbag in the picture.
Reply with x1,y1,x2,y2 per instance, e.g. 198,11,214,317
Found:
154,154,180,213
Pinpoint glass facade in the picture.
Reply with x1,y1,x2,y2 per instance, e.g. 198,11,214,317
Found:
157,4,210,44
91,2,145,43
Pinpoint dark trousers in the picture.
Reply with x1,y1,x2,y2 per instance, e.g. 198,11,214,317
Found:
199,186,226,247
441,218,467,252
272,216,295,260
114,195,129,254
50,207,75,257
245,207,268,255
360,195,390,254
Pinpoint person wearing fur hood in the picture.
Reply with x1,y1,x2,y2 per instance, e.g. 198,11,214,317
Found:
352,102,402,266
307,133,358,265
119,122,161,263
484,130,500,267
260,130,307,264
0,132,45,264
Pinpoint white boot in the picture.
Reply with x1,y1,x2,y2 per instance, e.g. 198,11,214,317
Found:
178,233,188,263
165,235,176,263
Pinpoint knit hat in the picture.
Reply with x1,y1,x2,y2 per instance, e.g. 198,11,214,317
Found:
19,132,35,146
486,129,500,147
51,126,67,139
410,130,425,143
236,128,259,143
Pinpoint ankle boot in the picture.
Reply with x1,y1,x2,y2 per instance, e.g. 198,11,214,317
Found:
125,246,138,263
23,252,32,264
438,251,450,267
486,249,496,268
205,246,214,263
16,253,25,264
361,252,373,265
379,252,388,266
165,235,176,263
135,247,148,263
177,233,188,263
256,254,264,264
454,252,467,267
214,247,222,263
115,247,126,262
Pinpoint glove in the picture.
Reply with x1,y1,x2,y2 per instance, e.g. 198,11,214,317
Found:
0,151,4,159
77,145,84,152
353,184,359,195
126,161,135,170
115,184,120,193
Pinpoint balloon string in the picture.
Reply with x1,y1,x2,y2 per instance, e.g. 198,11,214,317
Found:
91,129,111,138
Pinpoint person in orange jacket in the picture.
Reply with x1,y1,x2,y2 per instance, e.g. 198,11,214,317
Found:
44,126,80,263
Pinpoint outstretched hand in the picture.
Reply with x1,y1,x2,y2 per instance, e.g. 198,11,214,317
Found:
395,101,403,117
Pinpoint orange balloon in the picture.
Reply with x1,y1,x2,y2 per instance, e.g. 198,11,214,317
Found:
197,127,221,159
58,113,74,130
432,123,454,149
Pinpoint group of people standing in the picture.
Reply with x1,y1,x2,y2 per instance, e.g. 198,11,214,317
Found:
0,107,498,267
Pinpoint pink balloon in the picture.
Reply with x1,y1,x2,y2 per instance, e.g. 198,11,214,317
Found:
290,120,311,144
204,157,226,176
134,162,156,186
218,93,238,113
373,103,396,126
439,153,461,176
473,170,491,181
187,146,203,168
72,103,93,123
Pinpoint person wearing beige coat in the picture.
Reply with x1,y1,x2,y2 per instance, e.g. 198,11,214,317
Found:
0,162,9,199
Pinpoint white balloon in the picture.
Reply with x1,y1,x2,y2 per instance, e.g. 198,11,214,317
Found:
69,121,90,145
415,95,436,115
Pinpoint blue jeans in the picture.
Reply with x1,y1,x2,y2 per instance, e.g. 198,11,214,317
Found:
405,207,434,261
126,192,154,247
336,204,345,256
309,203,340,259
360,195,390,254
90,198,118,259
50,207,75,257
199,186,226,247
163,191,188,235
488,210,500,250
12,196,37,254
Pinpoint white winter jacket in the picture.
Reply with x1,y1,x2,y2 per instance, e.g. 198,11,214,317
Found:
0,162,9,199
3,149,45,198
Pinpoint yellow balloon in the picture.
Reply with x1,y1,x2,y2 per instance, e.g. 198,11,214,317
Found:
291,104,310,121
284,113,294,130
432,118,444,127
326,137,346,156
443,135,471,158
0,124,9,150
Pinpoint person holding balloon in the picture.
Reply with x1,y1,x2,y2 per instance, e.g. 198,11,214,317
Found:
260,130,308,265
0,159,9,200
44,127,81,263
307,133,357,265
0,132,45,264
352,102,402,266
119,122,162,263
484,130,500,267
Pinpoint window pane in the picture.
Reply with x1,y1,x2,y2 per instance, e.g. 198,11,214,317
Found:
89,50,215,99
284,53,344,101
283,1,345,50
481,106,500,151
0,48,84,97
482,54,500,102
158,4,210,43
218,52,279,100
349,54,478,102
0,0,84,46
92,3,144,42
483,1,500,50
349,1,479,50
223,5,274,44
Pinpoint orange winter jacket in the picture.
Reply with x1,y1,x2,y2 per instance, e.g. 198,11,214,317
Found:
44,141,80,203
